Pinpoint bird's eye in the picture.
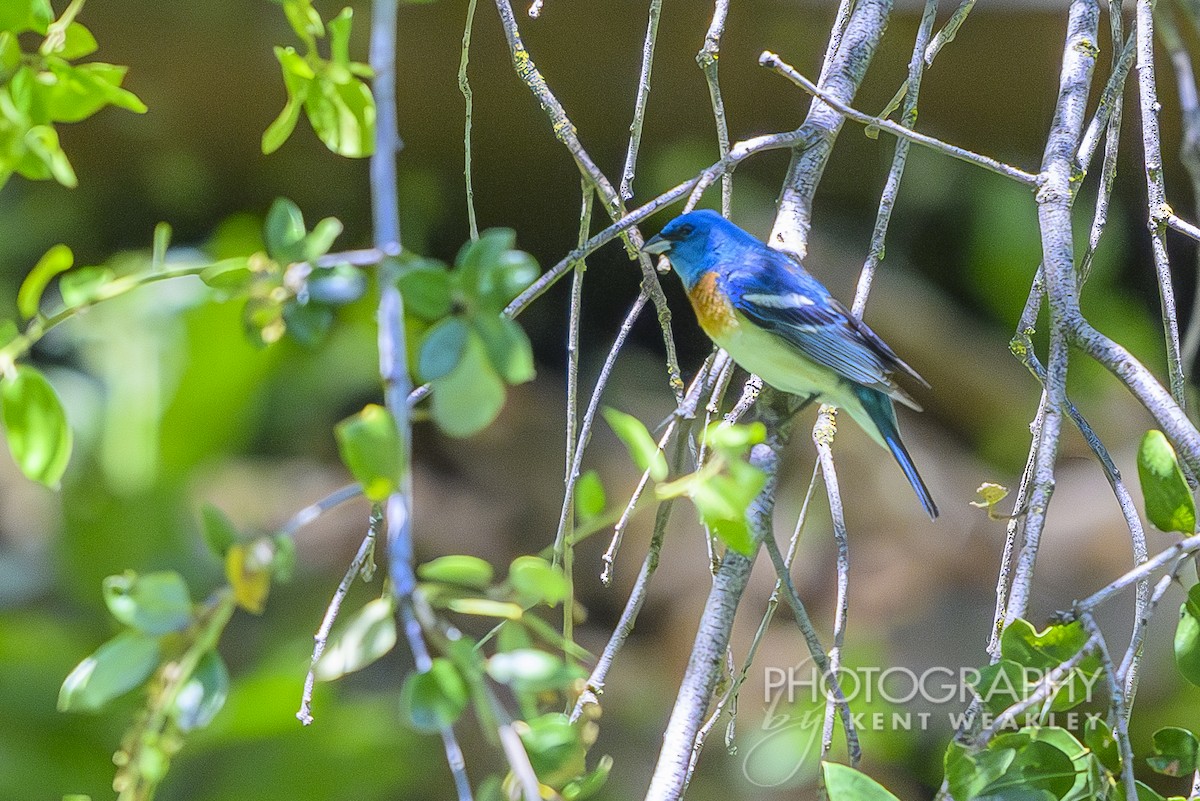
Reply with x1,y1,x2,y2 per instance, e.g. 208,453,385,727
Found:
674,224,693,238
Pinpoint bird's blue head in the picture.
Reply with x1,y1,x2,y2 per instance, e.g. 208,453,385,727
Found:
642,209,755,290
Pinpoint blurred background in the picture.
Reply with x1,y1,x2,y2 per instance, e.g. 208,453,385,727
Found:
2,1,1199,799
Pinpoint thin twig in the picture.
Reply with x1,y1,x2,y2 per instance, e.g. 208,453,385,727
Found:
696,0,732,216
297,506,381,725
459,0,480,240
1136,0,1188,408
571,434,690,723
1002,0,1100,626
620,0,662,201
552,292,649,565
492,0,682,396
279,483,363,538
1078,613,1138,801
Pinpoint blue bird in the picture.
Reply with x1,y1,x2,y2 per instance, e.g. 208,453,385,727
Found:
643,209,938,519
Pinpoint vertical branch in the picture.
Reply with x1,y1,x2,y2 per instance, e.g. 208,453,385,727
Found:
771,0,893,258
1003,0,1100,625
620,0,662,201
371,2,471,798
853,0,938,313
561,181,594,659
459,0,480,240
1136,0,1188,406
697,0,732,216
1162,2,1200,368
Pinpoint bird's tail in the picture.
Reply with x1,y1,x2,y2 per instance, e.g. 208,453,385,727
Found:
852,387,939,519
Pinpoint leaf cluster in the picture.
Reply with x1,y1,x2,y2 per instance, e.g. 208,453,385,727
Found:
0,0,145,189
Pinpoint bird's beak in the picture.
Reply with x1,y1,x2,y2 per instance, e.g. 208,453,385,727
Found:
641,234,672,255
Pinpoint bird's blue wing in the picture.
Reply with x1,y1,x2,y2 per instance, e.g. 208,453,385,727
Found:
723,249,927,395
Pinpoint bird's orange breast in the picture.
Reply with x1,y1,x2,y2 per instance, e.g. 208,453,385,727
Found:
687,272,738,340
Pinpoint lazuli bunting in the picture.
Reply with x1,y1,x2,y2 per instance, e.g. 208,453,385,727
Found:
643,210,938,519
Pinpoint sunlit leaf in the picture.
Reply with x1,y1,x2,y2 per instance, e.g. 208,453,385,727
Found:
418,555,494,590
822,762,902,801
17,243,72,320
1,365,72,487
575,470,605,520
487,649,582,693
1138,430,1196,534
58,630,159,712
509,556,567,606
335,403,404,502
603,407,666,481
59,265,115,306
315,597,397,681
1175,584,1200,687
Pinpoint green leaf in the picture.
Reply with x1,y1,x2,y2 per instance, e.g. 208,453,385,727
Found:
24,125,76,187
335,404,404,502
1175,583,1200,686
1,365,72,487
978,738,1075,799
1000,618,1090,669
282,300,334,346
603,408,667,481
562,755,613,801
1147,727,1199,776
418,555,494,590
200,504,239,558
102,571,192,635
40,62,146,121
703,421,766,452
575,470,605,520
430,334,506,437
280,0,323,47
172,650,229,732
396,259,453,321
327,7,353,67
822,762,902,801
400,658,468,733
304,74,375,158
303,217,343,262
689,471,764,556
59,266,115,306
419,317,470,381
263,197,307,263
152,222,172,270
970,660,1030,715
1084,717,1120,773
263,93,305,155
476,249,539,311
473,315,535,384
519,713,587,787
54,22,98,59
508,556,568,606
17,243,72,320
199,257,253,291
1138,430,1196,534
58,630,160,712
0,0,52,34
315,597,398,681
487,649,581,693
456,228,515,289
